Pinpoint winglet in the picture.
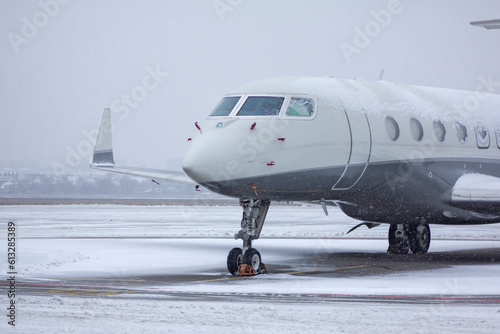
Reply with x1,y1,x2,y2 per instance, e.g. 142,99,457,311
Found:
88,108,197,186
90,108,115,166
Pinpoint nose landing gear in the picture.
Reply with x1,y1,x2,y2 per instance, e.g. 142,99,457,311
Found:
227,199,270,276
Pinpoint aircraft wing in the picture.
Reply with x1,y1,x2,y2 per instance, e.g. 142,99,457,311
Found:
89,109,197,186
448,173,500,215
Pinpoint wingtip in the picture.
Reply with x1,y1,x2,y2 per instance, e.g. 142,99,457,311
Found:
90,108,115,166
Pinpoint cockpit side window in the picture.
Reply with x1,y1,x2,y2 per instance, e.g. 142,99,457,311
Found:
209,96,241,116
236,96,285,116
286,97,315,116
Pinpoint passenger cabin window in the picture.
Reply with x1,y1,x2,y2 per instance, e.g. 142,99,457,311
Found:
410,118,424,142
237,96,285,116
385,117,400,141
286,97,315,116
475,123,490,149
433,121,446,143
209,96,241,116
495,123,500,149
455,122,468,144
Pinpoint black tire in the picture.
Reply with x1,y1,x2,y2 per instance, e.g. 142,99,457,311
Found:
408,224,431,254
243,248,261,272
227,248,243,276
388,224,409,254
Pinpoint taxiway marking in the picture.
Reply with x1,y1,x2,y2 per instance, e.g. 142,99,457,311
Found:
48,277,144,282
89,291,135,296
39,288,134,296
61,290,102,295
44,289,72,294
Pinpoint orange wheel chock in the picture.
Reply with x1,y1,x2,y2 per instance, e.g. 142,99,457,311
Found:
237,264,255,276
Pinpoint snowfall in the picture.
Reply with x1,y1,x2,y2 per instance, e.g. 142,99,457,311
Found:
1,203,500,333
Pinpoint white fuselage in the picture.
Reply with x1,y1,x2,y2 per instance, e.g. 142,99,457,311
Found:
182,76,500,225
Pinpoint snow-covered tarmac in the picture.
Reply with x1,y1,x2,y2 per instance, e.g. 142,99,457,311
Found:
1,204,500,333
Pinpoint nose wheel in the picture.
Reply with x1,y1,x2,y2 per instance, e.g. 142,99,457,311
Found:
227,199,270,276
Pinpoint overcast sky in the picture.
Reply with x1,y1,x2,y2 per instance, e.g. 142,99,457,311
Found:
2,0,500,172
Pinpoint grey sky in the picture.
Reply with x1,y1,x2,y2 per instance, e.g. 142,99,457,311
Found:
1,0,500,172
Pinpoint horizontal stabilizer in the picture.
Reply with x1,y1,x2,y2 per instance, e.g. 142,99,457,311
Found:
89,108,197,186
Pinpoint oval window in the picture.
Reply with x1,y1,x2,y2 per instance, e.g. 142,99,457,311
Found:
455,122,468,144
385,117,400,141
433,121,446,142
475,123,490,149
495,122,500,149
410,118,424,142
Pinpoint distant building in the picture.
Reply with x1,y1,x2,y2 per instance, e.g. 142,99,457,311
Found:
0,171,18,189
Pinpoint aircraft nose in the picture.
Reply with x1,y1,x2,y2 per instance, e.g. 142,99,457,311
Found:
182,151,201,182
182,135,221,183
182,124,243,184
181,158,196,180
182,119,270,186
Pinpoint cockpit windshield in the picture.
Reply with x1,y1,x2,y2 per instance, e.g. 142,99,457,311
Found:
209,95,315,118
236,96,285,116
209,96,241,116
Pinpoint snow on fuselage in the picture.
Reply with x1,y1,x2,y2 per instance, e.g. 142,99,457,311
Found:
182,76,500,225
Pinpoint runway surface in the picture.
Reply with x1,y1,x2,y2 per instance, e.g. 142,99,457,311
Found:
1,204,500,333
11,238,500,302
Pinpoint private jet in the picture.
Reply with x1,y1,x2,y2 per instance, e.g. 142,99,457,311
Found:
91,75,500,275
